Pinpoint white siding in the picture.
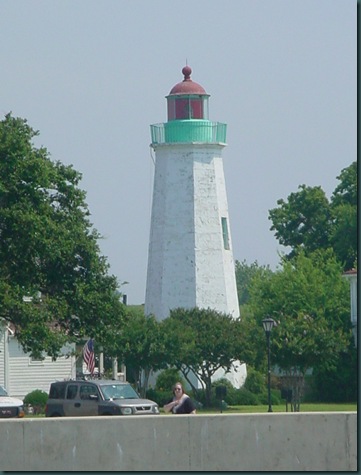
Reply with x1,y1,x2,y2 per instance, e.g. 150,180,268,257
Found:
6,337,76,398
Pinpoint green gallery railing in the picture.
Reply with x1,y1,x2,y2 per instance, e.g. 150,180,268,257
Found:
150,120,227,145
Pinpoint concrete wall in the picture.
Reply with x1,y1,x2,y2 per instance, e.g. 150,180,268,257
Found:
0,412,356,471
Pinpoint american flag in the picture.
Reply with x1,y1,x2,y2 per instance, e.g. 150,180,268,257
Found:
83,338,95,375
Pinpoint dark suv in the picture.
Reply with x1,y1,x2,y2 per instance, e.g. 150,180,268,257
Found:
45,380,159,417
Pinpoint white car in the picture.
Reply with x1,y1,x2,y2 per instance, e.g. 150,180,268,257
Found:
0,385,25,418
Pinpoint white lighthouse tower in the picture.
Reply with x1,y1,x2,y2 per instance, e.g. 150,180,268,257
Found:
145,65,239,322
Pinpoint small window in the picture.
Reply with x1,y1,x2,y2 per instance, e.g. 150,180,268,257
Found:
49,384,66,399
221,217,230,250
80,384,98,400
29,356,43,365
66,385,78,400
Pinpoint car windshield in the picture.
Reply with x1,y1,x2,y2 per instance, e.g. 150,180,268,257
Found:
0,386,9,396
100,384,139,401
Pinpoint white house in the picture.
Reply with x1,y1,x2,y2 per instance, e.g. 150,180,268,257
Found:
0,322,76,399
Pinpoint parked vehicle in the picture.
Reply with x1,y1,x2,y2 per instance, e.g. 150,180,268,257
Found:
0,385,25,418
45,380,160,417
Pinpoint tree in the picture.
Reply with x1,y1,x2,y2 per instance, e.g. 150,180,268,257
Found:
310,345,357,403
329,162,357,270
162,307,243,407
268,162,357,270
331,161,357,208
248,249,352,410
0,113,125,357
113,308,167,397
235,259,273,306
269,184,331,256
234,260,275,371
155,368,185,391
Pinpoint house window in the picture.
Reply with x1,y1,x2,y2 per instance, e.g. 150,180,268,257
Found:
221,217,230,250
29,356,44,365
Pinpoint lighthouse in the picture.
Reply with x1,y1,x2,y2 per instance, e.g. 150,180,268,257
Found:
145,65,240,321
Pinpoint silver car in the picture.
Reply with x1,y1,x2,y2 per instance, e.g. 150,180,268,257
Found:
45,380,159,417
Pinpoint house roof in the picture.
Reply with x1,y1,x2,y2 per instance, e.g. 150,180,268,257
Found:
343,269,357,276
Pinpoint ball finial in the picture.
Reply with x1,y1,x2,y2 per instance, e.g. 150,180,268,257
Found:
182,65,192,81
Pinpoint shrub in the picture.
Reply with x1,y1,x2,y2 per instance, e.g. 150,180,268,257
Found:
243,367,266,394
23,389,48,414
307,349,357,403
155,368,185,391
185,379,233,408
146,388,173,407
257,389,282,406
209,378,237,406
190,388,207,406
233,388,259,406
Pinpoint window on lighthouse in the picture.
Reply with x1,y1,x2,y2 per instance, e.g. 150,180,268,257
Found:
167,96,208,121
221,217,230,250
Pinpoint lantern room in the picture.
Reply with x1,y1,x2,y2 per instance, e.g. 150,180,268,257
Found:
166,65,210,121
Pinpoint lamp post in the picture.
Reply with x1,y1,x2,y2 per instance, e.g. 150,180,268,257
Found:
262,317,276,412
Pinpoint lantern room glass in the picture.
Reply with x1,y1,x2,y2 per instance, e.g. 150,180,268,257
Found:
167,95,209,121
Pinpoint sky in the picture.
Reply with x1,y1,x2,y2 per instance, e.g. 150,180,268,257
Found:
1,0,356,304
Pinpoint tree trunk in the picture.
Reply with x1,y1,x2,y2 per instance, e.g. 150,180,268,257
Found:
178,365,203,401
281,371,305,412
204,377,212,407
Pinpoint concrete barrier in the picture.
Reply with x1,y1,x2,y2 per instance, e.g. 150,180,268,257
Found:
0,412,357,471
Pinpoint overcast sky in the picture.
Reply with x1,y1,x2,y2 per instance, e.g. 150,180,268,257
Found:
1,0,356,304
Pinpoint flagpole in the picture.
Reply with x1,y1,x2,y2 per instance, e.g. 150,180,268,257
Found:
112,358,118,380
83,338,95,376
99,346,104,376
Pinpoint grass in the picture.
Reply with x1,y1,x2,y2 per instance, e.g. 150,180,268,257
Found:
197,402,357,414
27,402,356,417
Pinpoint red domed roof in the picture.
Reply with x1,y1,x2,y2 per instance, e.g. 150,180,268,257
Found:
168,66,208,96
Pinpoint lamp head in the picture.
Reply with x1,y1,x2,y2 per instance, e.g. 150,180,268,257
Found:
262,317,276,334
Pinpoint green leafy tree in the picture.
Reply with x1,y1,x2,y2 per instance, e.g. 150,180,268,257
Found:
329,162,357,270
331,161,357,208
268,162,357,270
269,184,331,256
162,307,243,407
243,366,266,394
0,113,125,357
237,308,267,371
114,308,167,397
234,260,275,371
248,249,351,410
235,259,273,306
155,368,185,391
310,347,357,402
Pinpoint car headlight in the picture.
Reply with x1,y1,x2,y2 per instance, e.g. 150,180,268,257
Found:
18,406,25,418
153,406,160,414
120,407,132,415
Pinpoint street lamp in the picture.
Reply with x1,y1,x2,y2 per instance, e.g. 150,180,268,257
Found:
262,317,276,412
